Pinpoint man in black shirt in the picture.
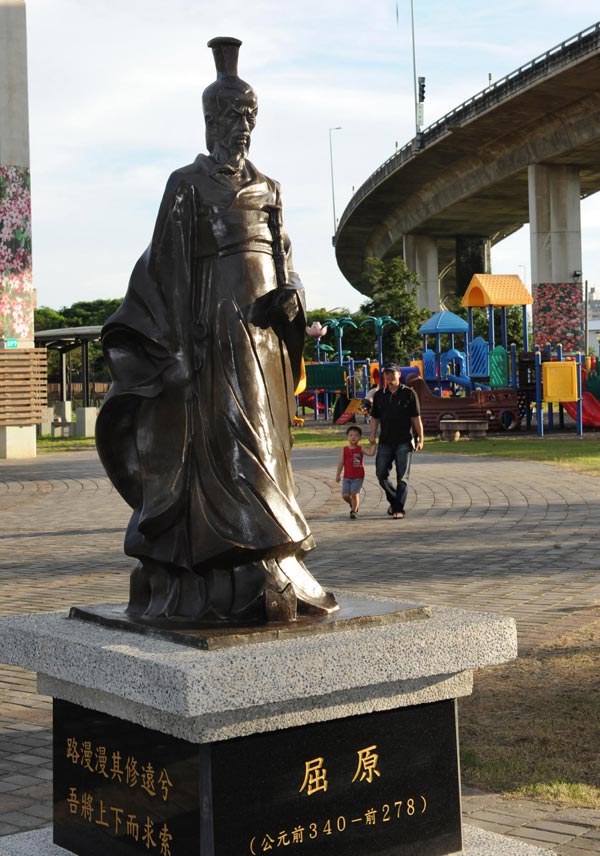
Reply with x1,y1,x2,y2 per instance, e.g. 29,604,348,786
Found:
368,364,424,519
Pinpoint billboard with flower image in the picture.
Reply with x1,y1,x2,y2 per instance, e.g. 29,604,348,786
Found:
532,282,584,353
0,166,33,343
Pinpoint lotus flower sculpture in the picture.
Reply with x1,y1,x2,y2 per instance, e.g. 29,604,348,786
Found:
306,321,329,361
306,321,328,339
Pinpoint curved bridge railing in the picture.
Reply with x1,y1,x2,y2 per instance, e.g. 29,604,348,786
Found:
336,21,600,234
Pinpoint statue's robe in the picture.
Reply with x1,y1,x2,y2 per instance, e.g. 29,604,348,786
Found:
96,155,331,619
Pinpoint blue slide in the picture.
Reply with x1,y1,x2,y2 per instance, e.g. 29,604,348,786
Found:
446,374,491,391
446,373,473,390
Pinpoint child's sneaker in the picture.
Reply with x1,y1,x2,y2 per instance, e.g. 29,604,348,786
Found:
349,510,357,519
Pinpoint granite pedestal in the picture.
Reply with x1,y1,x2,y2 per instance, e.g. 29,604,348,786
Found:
0,592,528,856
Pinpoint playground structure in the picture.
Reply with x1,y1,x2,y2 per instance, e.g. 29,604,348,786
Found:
411,276,599,435
529,346,600,435
299,360,379,425
300,313,407,424
406,376,522,433
299,274,600,435
407,276,600,435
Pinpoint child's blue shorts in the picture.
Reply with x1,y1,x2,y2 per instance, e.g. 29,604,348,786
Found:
342,477,364,495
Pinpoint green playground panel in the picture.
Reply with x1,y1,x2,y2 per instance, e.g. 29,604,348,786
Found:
586,371,600,402
305,363,346,390
489,346,509,388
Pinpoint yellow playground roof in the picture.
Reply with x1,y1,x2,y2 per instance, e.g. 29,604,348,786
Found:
461,274,533,307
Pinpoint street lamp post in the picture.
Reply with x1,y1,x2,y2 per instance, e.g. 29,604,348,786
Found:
410,0,419,135
329,126,342,238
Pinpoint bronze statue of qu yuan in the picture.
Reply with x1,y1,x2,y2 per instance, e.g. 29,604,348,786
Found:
96,37,338,627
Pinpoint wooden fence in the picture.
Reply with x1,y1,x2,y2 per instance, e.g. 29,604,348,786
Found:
47,382,110,405
0,349,48,427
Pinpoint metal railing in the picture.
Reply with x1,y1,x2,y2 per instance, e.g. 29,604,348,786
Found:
336,21,600,234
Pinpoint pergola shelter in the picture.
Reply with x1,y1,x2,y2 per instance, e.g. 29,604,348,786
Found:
34,326,101,408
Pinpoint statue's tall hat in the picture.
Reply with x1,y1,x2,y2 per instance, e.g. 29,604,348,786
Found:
202,36,256,116
202,36,257,153
207,36,242,78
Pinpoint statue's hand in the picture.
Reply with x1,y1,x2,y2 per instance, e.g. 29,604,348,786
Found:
269,287,301,325
162,357,191,388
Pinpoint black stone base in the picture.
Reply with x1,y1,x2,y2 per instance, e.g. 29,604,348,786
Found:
53,698,462,856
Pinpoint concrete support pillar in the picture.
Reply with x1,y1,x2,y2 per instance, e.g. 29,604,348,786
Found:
403,234,440,310
0,425,36,458
0,0,33,348
529,165,584,351
75,407,97,438
528,164,582,284
455,236,491,298
0,0,29,166
0,1,36,459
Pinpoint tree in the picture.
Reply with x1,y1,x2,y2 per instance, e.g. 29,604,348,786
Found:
34,298,123,384
60,299,123,328
34,298,122,332
33,306,68,331
358,258,429,364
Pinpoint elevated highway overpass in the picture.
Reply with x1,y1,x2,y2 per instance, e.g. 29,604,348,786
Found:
335,22,600,311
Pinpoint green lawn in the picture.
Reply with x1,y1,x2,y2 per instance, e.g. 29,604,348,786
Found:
291,429,600,474
460,617,600,808
420,434,600,474
37,436,97,453
38,430,600,475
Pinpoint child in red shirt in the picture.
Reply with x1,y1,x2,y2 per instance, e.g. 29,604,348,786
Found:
335,425,376,519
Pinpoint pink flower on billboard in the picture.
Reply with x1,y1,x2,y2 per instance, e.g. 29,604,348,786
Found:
0,166,33,341
532,282,584,352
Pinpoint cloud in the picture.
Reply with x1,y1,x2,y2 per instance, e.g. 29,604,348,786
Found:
19,0,600,312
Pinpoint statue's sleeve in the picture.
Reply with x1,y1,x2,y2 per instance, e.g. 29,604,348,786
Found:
97,177,195,519
276,185,307,390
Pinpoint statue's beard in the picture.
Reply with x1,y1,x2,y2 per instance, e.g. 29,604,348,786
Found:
227,145,248,169
212,140,249,172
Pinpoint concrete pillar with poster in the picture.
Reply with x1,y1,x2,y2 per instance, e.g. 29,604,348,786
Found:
529,163,585,352
0,0,47,458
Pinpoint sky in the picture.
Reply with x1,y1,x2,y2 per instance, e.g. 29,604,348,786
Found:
22,0,600,313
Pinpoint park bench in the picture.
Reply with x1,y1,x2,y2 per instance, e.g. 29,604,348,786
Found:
50,420,76,438
439,418,489,441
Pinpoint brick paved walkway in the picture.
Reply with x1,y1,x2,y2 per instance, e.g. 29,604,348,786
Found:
1,448,600,852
